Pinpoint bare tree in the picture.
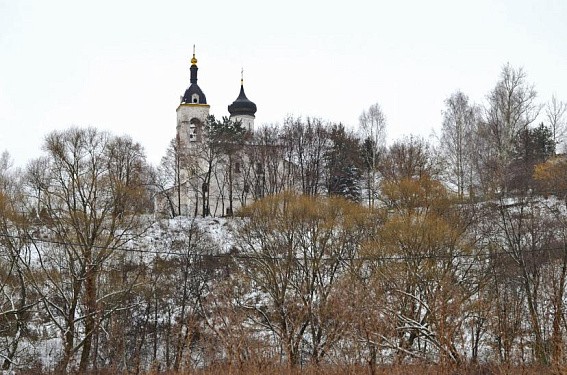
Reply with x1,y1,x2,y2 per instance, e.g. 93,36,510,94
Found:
359,103,387,207
235,193,371,367
485,194,566,365
188,115,246,217
482,64,541,192
25,128,151,373
380,136,440,182
0,152,37,371
155,136,189,217
281,117,330,196
241,125,294,204
440,91,481,198
368,177,481,364
546,95,567,153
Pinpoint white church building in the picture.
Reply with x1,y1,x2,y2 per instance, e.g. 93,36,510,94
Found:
158,50,265,217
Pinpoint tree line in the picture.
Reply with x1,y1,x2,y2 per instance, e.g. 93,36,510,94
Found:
0,63,566,373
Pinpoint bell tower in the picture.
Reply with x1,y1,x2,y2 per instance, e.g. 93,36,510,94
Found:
176,46,210,149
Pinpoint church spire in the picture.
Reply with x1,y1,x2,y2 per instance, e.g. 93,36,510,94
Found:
191,45,198,66
190,46,199,84
181,46,207,104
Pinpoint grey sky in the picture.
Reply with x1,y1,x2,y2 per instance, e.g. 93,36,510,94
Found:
1,0,566,167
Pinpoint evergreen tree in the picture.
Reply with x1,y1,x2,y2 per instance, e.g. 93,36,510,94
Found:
325,124,363,202
508,123,555,192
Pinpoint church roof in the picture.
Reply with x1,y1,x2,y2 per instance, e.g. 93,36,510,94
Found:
228,84,257,117
181,82,207,104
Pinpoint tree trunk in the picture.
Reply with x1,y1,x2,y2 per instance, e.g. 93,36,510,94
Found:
551,248,567,364
522,271,547,365
79,262,97,372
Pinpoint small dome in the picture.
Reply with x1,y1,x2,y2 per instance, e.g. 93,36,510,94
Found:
228,85,257,117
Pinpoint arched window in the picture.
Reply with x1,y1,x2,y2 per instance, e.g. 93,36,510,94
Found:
189,118,203,142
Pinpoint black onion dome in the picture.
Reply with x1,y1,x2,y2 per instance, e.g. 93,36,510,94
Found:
228,85,257,117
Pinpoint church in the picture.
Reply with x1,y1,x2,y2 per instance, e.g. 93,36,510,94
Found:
176,49,257,144
157,50,266,217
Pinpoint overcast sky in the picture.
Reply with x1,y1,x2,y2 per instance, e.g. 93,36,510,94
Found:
1,0,566,168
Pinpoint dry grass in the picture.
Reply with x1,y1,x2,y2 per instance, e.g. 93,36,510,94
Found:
27,363,562,375
173,364,564,375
